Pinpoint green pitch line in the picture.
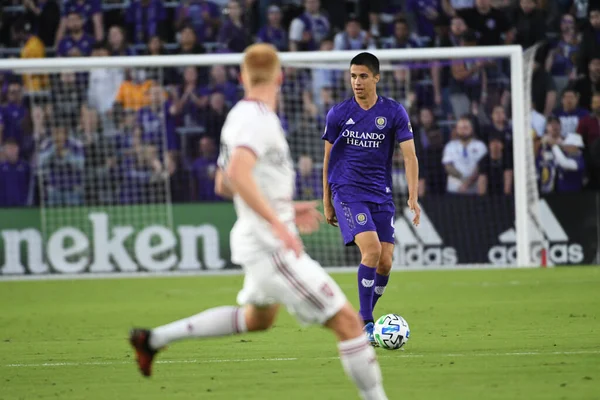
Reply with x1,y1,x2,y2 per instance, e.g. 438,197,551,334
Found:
1,267,599,400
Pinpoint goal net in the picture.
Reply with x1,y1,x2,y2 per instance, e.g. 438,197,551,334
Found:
3,46,540,273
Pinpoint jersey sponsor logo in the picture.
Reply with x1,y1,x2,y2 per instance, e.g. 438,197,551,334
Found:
393,205,458,266
361,278,375,288
488,199,584,265
375,116,387,129
345,118,355,125
356,213,368,225
341,129,385,148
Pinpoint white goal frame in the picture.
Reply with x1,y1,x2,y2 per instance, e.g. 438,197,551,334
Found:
0,46,532,268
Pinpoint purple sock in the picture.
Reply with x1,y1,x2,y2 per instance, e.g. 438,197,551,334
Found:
372,273,390,311
357,264,376,323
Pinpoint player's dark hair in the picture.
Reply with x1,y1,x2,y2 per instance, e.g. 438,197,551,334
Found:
350,52,380,76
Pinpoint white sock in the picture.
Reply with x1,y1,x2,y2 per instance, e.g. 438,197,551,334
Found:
338,336,388,400
149,306,247,349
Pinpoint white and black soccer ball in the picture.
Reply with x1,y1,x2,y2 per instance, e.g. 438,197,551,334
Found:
373,314,410,350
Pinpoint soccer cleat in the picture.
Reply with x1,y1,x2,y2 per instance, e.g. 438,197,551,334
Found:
364,322,378,347
129,328,158,377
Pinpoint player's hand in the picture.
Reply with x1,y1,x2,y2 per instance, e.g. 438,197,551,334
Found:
272,220,303,258
407,198,420,226
294,201,324,234
324,203,338,227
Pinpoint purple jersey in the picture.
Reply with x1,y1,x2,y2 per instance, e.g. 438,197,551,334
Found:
554,107,589,136
406,0,441,40
257,26,287,51
125,0,167,45
1,103,28,144
191,156,220,201
557,153,585,192
0,160,30,206
176,0,220,42
323,96,413,203
136,103,179,152
57,33,95,57
62,0,101,35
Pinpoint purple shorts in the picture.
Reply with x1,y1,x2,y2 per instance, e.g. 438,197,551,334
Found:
332,197,396,246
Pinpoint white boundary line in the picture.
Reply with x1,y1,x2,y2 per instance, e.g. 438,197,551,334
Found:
5,350,599,368
0,264,542,282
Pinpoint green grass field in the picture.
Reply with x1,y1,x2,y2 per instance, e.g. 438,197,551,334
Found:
1,267,599,400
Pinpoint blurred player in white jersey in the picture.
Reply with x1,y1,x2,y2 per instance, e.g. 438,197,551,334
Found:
129,43,388,400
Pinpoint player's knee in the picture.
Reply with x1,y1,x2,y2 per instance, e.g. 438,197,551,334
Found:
361,242,382,266
244,305,277,332
378,254,392,275
326,303,364,341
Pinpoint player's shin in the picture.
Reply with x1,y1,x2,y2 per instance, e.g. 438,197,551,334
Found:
338,336,388,400
149,306,248,349
358,264,377,323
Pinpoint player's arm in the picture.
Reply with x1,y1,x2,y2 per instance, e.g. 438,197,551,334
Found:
400,139,420,226
321,107,340,227
215,168,235,199
226,147,302,256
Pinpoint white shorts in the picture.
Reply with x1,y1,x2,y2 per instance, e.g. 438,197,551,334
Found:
236,250,347,326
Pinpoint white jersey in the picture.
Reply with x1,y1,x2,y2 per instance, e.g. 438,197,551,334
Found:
218,100,296,264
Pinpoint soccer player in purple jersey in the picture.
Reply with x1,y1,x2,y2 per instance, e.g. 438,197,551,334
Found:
322,53,421,345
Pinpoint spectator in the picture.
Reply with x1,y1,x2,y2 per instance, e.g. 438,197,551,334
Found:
310,38,336,113
531,105,546,137
538,129,586,193
175,0,220,42
256,5,288,51
577,5,600,78
414,107,444,152
1,82,31,151
546,13,579,94
107,25,135,56
38,125,85,206
577,93,600,149
295,154,322,200
51,72,85,131
554,87,589,136
406,0,443,44
199,65,240,107
23,0,61,47
514,0,546,49
87,43,124,117
477,131,513,195
449,31,487,120
532,59,557,117
84,132,117,205
137,85,179,155
385,18,422,49
115,69,155,111
204,92,229,143
218,0,251,53
333,17,376,51
125,0,167,45
173,66,205,127
0,139,31,207
483,105,512,146
191,136,221,201
442,117,488,194
174,26,208,86
280,67,314,134
289,0,331,51
420,127,447,196
55,0,103,45
574,56,600,111
118,144,166,204
12,18,49,93
146,35,167,55
177,25,206,56
56,12,95,57
458,0,514,46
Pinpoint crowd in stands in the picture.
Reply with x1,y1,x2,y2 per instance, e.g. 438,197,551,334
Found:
0,0,600,208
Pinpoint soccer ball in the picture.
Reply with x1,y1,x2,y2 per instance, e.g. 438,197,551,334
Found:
373,314,410,350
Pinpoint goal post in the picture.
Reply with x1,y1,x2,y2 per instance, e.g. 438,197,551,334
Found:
0,45,539,272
